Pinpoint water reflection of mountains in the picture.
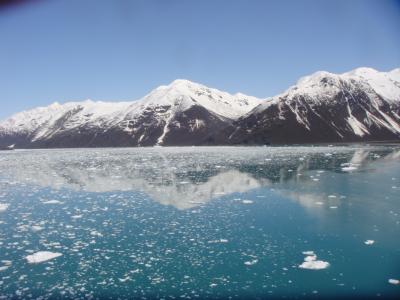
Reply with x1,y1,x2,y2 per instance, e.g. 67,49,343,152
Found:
1,147,399,209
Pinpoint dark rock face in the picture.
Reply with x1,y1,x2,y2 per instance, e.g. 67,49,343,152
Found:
161,105,231,146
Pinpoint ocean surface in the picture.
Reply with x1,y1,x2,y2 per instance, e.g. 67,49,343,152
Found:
0,145,399,299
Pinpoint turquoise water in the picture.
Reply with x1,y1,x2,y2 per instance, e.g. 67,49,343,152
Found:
0,146,399,299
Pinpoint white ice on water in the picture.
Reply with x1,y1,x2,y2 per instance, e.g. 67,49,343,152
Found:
25,251,63,264
42,200,63,204
364,240,375,245
0,203,9,212
299,251,330,270
388,279,400,285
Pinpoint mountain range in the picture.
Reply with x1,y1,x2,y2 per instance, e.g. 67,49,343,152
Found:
0,67,399,148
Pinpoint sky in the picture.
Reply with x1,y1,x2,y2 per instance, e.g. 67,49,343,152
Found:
0,0,399,119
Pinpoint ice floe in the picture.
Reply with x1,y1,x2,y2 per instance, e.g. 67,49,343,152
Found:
364,240,375,245
0,260,11,272
31,225,44,232
242,200,254,204
25,251,63,264
299,251,330,270
388,278,400,285
42,200,63,204
341,166,358,172
0,203,9,212
244,259,258,266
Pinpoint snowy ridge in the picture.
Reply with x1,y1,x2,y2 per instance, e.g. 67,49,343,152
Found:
242,67,400,142
1,67,399,147
0,79,261,146
125,79,261,119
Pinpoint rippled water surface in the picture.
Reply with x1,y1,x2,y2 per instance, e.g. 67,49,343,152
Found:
0,146,399,299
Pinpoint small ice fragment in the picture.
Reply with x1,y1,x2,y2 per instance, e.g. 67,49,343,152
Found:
364,240,375,245
388,279,400,285
0,203,9,212
26,251,62,264
219,239,228,243
328,195,337,198
330,206,338,209
242,200,253,204
42,200,63,204
244,259,258,266
90,230,103,237
0,266,10,271
31,225,44,232
118,276,131,282
299,260,330,270
342,166,358,172
315,202,323,205
299,251,329,270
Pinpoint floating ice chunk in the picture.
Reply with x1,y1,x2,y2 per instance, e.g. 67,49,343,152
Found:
342,166,358,172
244,259,258,266
31,225,44,232
364,240,375,245
118,276,131,282
388,279,400,285
328,195,337,198
90,230,103,237
330,206,338,209
299,259,330,270
71,215,83,219
242,200,253,204
42,200,63,204
0,260,11,272
0,203,9,212
208,239,229,243
26,251,62,264
304,255,318,262
299,251,330,270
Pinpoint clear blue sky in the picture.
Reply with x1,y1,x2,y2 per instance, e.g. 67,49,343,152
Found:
1,0,399,119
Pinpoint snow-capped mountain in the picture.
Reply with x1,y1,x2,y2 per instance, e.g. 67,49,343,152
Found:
1,68,399,148
219,67,400,144
0,79,261,148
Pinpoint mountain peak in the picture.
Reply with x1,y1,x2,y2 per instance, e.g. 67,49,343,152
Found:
344,67,379,77
169,79,195,86
295,71,338,87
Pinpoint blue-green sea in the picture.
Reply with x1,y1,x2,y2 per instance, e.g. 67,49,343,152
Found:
0,145,399,299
